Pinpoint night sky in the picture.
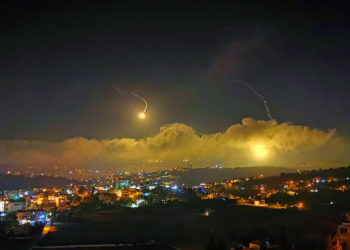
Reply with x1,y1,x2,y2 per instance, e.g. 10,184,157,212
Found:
1,1,349,142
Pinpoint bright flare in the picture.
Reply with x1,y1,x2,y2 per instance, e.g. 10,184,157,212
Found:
252,143,269,159
138,112,146,119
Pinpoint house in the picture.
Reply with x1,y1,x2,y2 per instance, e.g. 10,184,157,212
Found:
328,213,350,250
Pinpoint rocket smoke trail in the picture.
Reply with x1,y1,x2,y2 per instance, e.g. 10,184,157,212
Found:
233,80,274,120
113,86,126,96
131,91,148,113
113,85,148,113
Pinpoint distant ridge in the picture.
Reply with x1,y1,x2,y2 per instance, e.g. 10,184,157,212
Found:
177,167,294,186
0,174,79,190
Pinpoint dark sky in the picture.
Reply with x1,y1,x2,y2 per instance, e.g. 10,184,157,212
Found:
1,1,349,141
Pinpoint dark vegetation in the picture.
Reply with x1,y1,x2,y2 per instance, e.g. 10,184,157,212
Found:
245,166,350,190
0,212,44,250
177,167,294,186
46,186,349,249
42,198,343,249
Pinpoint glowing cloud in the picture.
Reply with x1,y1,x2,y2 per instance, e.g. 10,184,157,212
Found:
251,143,269,159
0,118,348,172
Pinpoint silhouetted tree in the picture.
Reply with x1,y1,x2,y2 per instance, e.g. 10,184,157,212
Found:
206,234,226,250
279,225,287,249
206,235,216,250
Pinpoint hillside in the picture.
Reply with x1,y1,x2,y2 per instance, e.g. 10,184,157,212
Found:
0,174,79,190
177,167,294,186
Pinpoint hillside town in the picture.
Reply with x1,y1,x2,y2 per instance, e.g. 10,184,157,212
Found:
1,166,350,249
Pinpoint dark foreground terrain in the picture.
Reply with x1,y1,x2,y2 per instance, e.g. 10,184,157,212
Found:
34,201,341,249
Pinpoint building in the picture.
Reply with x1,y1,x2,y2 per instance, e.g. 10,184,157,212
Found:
0,199,26,212
328,213,350,250
17,210,47,225
0,201,5,212
249,240,261,249
8,199,26,212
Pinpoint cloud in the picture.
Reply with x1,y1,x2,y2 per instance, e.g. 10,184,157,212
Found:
0,118,348,172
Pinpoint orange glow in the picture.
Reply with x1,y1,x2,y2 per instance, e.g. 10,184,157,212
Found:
138,112,146,119
251,143,269,159
297,202,304,210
